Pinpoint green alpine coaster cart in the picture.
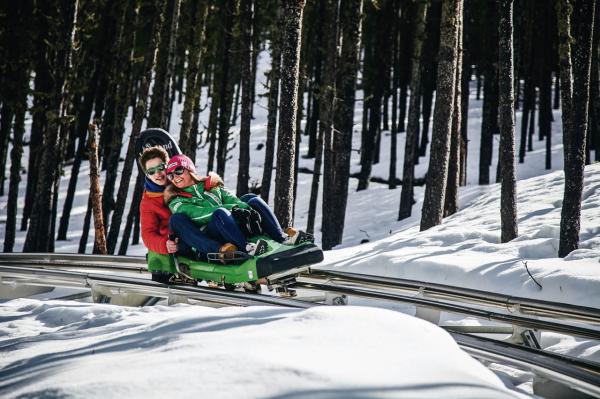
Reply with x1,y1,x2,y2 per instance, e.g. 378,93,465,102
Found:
137,128,324,293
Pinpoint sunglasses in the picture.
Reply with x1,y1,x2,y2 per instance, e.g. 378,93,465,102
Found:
167,166,186,180
146,162,166,176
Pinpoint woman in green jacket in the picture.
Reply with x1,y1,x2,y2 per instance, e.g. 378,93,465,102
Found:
164,155,311,258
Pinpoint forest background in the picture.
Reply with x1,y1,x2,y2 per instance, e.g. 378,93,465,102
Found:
0,0,598,260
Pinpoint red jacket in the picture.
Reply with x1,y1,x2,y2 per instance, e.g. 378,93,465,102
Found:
140,190,171,254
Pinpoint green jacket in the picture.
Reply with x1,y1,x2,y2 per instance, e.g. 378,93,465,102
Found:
167,181,249,226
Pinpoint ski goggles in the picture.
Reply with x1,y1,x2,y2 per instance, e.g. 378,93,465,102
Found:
146,162,166,176
167,166,186,180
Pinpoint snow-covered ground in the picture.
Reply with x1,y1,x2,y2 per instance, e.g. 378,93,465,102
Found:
1,49,600,397
0,301,532,398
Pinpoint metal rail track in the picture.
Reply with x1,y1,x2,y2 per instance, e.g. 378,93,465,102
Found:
1,255,600,396
2,254,600,338
302,270,600,325
453,332,600,397
0,265,315,308
293,278,600,341
2,254,598,327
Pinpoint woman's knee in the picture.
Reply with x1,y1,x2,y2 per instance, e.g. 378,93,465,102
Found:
246,196,267,210
240,193,257,203
168,213,188,231
212,208,231,219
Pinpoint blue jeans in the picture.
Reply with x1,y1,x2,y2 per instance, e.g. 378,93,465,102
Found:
240,194,285,243
205,208,248,249
169,213,222,257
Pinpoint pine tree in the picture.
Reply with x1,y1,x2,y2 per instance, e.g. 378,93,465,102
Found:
399,0,428,220
2,1,33,252
306,0,337,236
179,0,208,156
498,0,518,242
274,0,305,228
558,0,596,257
23,0,77,252
215,0,238,177
148,0,181,129
106,0,165,254
320,0,363,248
420,0,463,231
444,5,463,217
260,5,282,201
236,0,254,196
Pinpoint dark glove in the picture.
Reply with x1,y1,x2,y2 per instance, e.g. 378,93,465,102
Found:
232,206,263,237
247,208,263,236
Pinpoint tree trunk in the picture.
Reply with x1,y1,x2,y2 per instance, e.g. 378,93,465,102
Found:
420,0,462,231
236,0,254,196
1,0,33,250
100,2,130,230
206,71,219,172
88,124,107,254
78,197,92,253
558,0,596,257
459,58,470,186
444,7,463,218
389,4,400,190
106,0,164,254
216,0,237,177
307,0,336,239
321,0,363,248
56,64,100,240
23,0,76,252
260,9,282,202
22,48,52,231
0,105,13,198
478,67,497,185
148,0,181,129
399,1,428,220
179,0,208,156
519,79,534,163
590,3,600,162
498,0,518,243
357,0,393,191
274,0,305,228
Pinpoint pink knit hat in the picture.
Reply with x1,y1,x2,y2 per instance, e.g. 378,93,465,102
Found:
166,154,196,174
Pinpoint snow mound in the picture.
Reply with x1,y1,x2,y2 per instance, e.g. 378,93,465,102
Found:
0,299,526,398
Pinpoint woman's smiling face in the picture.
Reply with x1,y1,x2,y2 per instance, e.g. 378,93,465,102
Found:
145,157,167,186
170,168,195,188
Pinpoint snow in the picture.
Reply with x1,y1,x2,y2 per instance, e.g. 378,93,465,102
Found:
0,300,528,398
1,48,599,397
318,165,600,308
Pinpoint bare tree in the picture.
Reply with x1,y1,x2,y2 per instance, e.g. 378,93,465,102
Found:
88,124,107,254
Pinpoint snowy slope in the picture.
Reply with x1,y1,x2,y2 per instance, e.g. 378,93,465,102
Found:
318,163,600,308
